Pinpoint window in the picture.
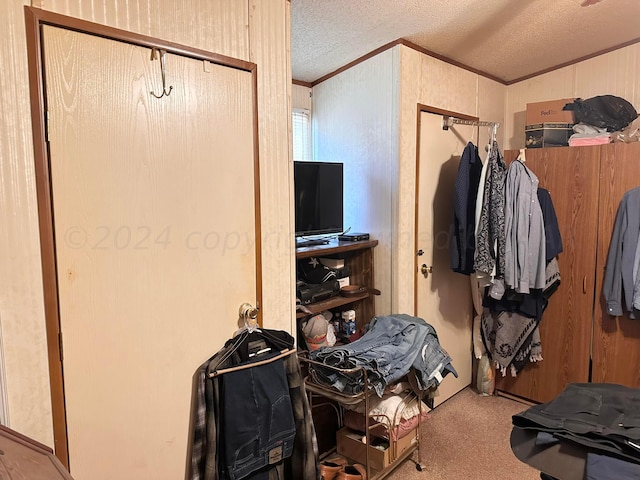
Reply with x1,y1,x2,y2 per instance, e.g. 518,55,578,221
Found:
292,108,312,161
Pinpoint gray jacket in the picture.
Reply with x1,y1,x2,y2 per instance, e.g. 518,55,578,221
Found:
504,160,546,294
603,187,640,317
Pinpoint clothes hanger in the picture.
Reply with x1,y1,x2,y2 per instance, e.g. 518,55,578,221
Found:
485,125,494,154
209,349,296,378
208,304,296,377
517,148,526,163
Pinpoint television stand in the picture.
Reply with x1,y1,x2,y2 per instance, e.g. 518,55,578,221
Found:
296,238,330,248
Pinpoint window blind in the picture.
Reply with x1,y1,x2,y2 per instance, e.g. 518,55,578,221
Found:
292,109,311,161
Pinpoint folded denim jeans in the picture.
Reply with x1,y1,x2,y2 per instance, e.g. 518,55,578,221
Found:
310,314,457,396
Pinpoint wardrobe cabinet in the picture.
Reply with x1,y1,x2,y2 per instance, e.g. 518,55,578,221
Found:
592,143,640,386
495,142,640,404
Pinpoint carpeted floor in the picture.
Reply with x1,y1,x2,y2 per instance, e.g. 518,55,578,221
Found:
386,387,541,480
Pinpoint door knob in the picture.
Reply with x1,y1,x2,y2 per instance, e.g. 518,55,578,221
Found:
421,264,433,278
239,302,259,323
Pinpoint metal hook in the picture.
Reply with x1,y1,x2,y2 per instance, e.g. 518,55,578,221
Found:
150,48,173,99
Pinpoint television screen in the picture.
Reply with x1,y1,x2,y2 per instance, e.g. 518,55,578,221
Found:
294,161,343,237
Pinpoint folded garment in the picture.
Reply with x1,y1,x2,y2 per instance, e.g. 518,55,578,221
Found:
569,136,611,146
572,123,608,135
345,391,429,425
513,383,640,465
343,409,429,441
587,452,640,480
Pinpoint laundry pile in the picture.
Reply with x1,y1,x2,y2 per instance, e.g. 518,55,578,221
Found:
563,95,639,146
308,313,457,400
512,383,640,480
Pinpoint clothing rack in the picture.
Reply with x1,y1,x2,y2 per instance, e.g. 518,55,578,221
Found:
442,116,500,131
299,356,426,479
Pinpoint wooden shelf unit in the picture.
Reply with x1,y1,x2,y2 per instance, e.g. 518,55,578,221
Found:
296,239,378,329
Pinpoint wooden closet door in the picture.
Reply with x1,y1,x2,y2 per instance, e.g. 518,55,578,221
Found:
43,26,258,479
495,147,599,403
592,142,640,386
415,111,475,406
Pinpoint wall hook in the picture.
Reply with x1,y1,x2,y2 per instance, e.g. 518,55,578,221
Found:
150,48,173,99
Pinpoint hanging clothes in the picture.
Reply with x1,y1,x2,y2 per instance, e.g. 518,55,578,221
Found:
481,162,563,377
537,188,563,263
632,231,640,316
474,140,507,288
450,142,483,275
481,257,561,376
603,186,640,318
484,183,562,316
190,329,319,480
503,159,546,295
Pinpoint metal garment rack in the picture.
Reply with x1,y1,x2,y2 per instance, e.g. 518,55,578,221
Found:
299,356,426,480
442,115,500,131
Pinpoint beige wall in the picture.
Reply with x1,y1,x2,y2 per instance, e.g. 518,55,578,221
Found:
292,84,312,111
505,43,640,150
0,0,293,448
312,48,399,317
1,0,53,447
311,44,508,316
395,45,506,313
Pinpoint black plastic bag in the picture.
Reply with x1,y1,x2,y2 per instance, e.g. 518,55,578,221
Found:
563,95,638,132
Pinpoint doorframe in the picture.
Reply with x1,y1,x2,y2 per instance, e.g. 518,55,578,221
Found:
413,104,477,314
24,6,262,468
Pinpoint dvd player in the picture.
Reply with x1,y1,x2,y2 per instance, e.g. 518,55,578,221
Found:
338,233,370,242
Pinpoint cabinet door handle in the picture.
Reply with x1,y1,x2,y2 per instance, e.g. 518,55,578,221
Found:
583,276,587,294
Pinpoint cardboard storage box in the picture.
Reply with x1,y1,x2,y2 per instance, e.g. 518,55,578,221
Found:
525,123,574,148
525,98,575,125
525,99,575,148
336,427,417,472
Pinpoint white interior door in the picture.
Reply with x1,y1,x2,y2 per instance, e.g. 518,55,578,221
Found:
416,112,474,406
43,26,258,480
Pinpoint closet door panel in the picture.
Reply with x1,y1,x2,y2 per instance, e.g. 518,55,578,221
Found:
43,26,258,479
496,147,599,403
593,142,640,386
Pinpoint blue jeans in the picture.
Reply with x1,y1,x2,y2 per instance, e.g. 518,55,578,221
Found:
222,352,296,480
310,314,457,396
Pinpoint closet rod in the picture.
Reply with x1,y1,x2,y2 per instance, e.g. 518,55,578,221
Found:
442,116,500,131
209,348,296,378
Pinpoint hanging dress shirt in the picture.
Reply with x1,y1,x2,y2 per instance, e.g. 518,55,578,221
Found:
504,160,546,294
603,186,640,318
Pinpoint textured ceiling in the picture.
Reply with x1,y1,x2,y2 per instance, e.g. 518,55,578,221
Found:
291,0,640,85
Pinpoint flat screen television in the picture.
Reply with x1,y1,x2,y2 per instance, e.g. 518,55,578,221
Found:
294,161,343,239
